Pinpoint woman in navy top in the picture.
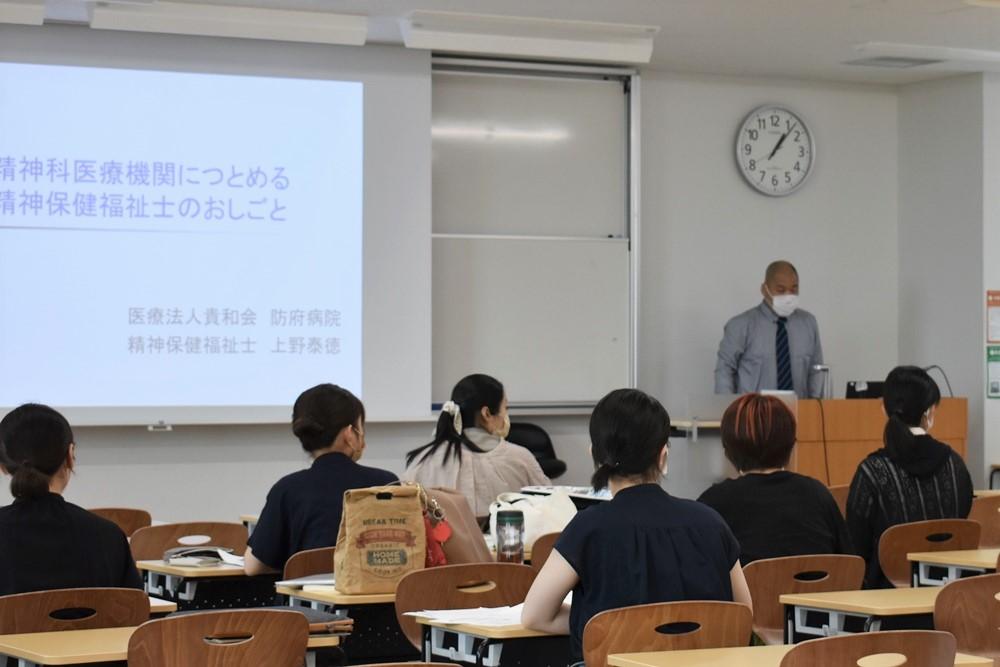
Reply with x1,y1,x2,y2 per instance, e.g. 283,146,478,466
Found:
521,388,751,663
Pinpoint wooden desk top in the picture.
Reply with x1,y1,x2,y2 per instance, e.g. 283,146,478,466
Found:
0,625,340,664
136,560,247,578
240,514,259,524
607,645,990,667
672,420,722,431
276,584,395,606
779,586,940,615
148,596,177,614
974,489,1000,497
413,615,560,640
906,548,1000,569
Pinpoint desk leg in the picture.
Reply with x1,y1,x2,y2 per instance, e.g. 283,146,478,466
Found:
422,624,431,662
863,616,881,632
476,638,492,667
785,605,794,644
18,659,39,667
911,562,919,588
305,652,316,667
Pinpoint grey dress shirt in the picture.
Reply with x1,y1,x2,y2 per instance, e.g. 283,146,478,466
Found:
714,301,824,398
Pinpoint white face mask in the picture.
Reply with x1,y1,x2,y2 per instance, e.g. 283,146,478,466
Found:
767,287,799,318
495,413,511,439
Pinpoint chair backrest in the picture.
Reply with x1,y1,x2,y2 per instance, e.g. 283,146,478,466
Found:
364,664,460,667
878,519,981,588
89,507,152,537
0,587,149,634
129,522,249,561
969,495,1000,547
934,572,1000,660
826,485,849,518
394,562,536,649
283,547,335,580
582,601,753,667
530,532,560,573
743,554,865,640
127,609,309,667
427,487,493,564
507,423,567,478
778,630,957,667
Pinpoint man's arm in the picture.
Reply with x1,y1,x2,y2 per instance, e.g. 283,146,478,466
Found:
714,316,746,394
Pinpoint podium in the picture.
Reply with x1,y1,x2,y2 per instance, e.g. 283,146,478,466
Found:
792,398,968,486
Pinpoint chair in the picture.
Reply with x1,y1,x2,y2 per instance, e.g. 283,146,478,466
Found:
934,572,1000,662
89,507,152,537
364,664,460,667
877,518,980,588
582,601,753,667
506,422,567,479
129,521,249,561
0,587,149,634
394,562,536,649
969,495,1000,547
826,484,849,518
742,554,865,645
128,608,309,667
530,531,560,573
778,629,956,667
283,547,335,580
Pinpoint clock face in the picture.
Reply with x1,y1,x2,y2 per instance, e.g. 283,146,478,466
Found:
736,105,814,196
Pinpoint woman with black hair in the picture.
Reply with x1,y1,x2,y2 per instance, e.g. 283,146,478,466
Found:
846,365,973,588
244,383,397,575
402,374,549,517
521,389,750,664
0,404,142,595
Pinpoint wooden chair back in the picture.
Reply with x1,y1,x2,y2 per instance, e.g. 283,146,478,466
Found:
0,587,149,634
934,572,1000,661
89,507,152,537
364,664,460,667
282,547,335,580
582,601,753,667
969,495,1000,547
530,532,560,573
779,630,956,667
743,554,865,645
129,522,249,561
394,562,536,649
877,519,980,587
827,484,849,518
128,609,309,667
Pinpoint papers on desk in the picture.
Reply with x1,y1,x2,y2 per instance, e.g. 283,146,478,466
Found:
406,604,526,627
277,573,337,588
521,485,611,501
165,548,244,568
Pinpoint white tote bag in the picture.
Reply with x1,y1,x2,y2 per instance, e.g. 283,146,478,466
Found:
488,490,577,550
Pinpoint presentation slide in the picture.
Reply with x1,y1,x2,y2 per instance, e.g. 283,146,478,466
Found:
0,63,363,408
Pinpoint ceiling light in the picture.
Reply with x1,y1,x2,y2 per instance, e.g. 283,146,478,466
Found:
844,56,944,68
0,1,44,25
855,41,1000,64
965,0,1000,8
401,11,658,65
89,2,368,46
432,124,570,143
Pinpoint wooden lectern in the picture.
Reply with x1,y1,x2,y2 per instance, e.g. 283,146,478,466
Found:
792,398,968,486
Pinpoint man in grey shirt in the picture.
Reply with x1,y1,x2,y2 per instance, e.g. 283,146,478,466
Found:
714,261,823,398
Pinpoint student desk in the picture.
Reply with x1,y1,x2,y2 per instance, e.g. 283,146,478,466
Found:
907,548,1000,586
780,587,940,642
148,596,176,615
240,513,259,536
276,584,395,611
413,615,566,667
0,625,340,666
606,645,990,667
974,489,1000,498
136,560,246,602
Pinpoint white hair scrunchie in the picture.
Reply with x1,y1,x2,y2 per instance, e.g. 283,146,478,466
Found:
441,400,463,434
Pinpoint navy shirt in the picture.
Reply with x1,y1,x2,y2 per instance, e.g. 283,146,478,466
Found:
0,493,142,596
555,484,740,661
248,452,397,569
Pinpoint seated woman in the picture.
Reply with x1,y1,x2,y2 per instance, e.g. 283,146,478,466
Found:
846,365,973,588
521,388,750,664
698,393,851,564
244,383,397,575
402,374,549,517
0,404,142,595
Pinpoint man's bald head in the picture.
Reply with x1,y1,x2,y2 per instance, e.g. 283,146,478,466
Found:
761,260,799,305
765,260,798,284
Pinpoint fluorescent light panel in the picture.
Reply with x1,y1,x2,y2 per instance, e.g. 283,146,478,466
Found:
89,2,367,46
401,11,658,64
855,41,1000,64
0,0,44,25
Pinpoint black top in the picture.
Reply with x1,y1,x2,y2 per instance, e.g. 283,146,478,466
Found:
0,493,142,596
555,484,740,661
697,471,852,565
248,452,398,569
846,435,973,588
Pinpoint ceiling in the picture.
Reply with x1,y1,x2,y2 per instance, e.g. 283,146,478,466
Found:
48,0,1000,84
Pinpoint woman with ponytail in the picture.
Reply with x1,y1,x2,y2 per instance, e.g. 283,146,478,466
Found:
846,366,973,588
244,383,397,575
0,404,142,595
521,389,751,664
402,374,549,517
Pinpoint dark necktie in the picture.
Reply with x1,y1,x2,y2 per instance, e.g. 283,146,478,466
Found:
776,317,793,391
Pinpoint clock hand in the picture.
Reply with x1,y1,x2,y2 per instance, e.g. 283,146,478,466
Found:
766,121,797,160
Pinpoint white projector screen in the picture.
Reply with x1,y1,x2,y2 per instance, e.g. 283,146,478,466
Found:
0,62,365,416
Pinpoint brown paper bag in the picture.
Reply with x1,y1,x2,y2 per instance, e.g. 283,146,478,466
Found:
334,485,426,594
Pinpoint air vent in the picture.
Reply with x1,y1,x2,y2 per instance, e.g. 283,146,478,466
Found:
844,56,944,68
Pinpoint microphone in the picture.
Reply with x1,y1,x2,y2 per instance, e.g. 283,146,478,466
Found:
811,364,832,399
923,365,955,398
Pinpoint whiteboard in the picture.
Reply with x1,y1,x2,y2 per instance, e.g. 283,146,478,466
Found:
432,236,630,405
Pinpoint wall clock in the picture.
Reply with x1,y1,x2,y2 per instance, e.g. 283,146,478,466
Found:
736,105,814,196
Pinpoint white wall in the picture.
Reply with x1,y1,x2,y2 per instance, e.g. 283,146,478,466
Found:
981,74,1000,481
